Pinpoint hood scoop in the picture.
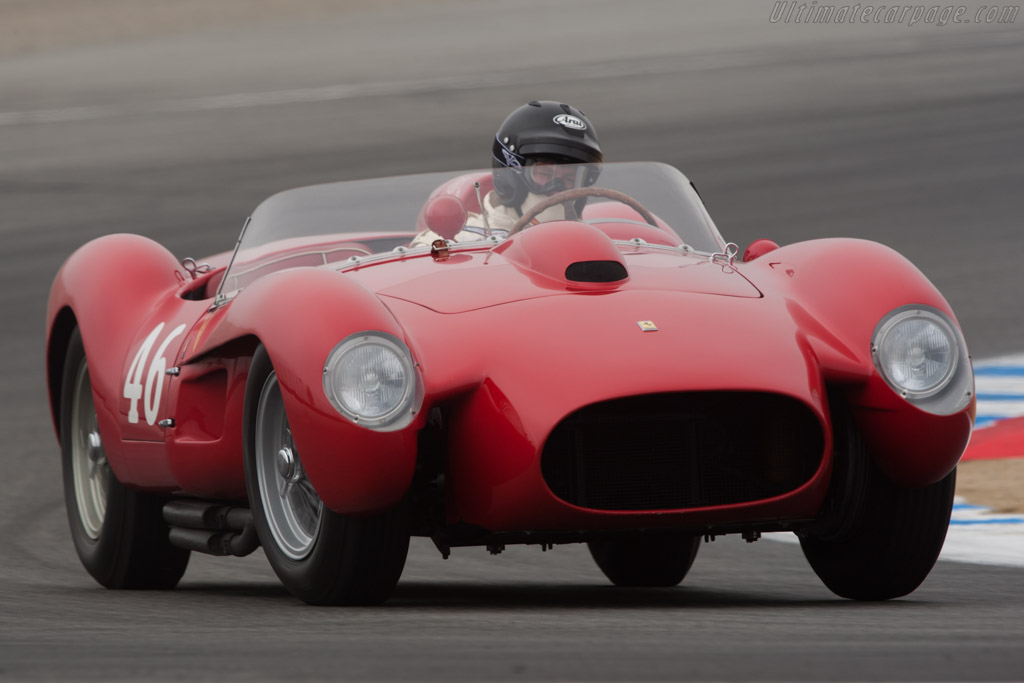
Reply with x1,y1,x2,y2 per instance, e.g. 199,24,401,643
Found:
494,220,629,290
565,260,629,283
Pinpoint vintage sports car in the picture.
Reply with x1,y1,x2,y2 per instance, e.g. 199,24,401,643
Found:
46,162,975,604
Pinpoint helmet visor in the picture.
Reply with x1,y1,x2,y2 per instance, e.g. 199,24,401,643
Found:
523,159,601,195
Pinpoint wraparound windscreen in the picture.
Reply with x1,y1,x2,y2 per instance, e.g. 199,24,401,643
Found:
220,162,726,296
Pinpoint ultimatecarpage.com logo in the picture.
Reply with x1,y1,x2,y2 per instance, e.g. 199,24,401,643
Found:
769,2,1019,26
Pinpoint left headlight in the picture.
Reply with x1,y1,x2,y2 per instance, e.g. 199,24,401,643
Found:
323,332,422,431
871,305,973,415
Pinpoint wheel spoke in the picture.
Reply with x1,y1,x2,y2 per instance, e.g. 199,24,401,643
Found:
292,484,320,535
296,479,321,514
288,477,316,514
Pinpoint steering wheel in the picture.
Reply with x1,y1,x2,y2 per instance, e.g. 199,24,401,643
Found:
508,187,659,236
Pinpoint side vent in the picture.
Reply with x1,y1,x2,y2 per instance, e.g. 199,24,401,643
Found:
565,260,628,283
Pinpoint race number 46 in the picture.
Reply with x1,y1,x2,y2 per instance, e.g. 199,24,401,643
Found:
123,322,186,425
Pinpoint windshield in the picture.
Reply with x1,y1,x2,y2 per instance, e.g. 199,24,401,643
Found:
219,162,725,297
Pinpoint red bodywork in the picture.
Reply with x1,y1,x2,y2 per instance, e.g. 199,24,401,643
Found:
45,173,974,542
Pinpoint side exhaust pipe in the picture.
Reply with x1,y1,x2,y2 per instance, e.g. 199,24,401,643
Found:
163,499,260,557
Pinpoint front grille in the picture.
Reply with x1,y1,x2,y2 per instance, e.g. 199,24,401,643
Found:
541,392,823,511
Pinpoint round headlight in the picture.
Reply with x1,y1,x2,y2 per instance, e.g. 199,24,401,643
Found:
323,332,420,430
873,308,958,398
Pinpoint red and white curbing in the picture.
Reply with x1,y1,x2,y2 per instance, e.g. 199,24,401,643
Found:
943,498,1024,568
939,353,1024,568
963,353,1024,461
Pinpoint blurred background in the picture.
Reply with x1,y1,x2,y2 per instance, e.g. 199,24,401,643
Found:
4,1,1022,364
1,1,1022,679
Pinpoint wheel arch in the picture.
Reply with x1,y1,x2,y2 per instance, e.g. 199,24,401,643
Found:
47,306,79,443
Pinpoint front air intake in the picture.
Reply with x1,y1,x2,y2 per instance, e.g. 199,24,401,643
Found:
541,392,823,511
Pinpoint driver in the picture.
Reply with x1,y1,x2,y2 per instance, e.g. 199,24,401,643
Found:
411,100,603,246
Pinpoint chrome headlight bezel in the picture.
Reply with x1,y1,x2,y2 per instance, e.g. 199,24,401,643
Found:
871,305,973,415
322,331,422,431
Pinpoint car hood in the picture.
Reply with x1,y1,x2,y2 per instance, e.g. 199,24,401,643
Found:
352,223,760,314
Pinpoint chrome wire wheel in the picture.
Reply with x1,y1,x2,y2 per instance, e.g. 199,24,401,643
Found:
60,327,190,590
255,372,323,560
70,360,109,540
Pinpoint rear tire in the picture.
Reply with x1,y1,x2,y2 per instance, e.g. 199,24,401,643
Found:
60,328,190,589
244,346,410,605
800,414,955,601
588,535,701,587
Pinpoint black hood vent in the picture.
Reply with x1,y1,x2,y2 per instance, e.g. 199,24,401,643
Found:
565,260,628,283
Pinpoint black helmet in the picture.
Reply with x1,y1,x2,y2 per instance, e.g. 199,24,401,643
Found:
491,101,602,210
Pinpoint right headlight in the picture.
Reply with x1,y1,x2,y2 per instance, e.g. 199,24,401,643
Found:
323,331,422,431
871,305,973,415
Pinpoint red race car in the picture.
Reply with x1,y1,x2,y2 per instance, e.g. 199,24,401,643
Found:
46,162,975,604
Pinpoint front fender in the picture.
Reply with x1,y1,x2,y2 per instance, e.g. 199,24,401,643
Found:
196,268,421,515
740,238,975,485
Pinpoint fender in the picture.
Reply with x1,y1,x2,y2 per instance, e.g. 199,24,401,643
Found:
741,238,960,362
46,234,185,479
191,267,423,515
739,238,974,485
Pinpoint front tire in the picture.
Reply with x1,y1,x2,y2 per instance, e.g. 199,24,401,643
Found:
588,535,701,587
244,346,410,605
800,415,955,601
60,328,190,589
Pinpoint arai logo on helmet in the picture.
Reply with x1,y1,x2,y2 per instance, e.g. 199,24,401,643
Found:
553,114,587,130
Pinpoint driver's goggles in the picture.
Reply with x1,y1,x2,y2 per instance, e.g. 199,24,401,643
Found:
523,161,600,194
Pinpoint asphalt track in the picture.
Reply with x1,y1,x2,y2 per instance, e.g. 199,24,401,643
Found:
1,2,1023,680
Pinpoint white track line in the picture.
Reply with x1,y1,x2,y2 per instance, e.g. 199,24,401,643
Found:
0,55,749,128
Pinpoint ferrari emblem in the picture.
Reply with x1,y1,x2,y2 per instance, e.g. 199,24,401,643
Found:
637,320,658,332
